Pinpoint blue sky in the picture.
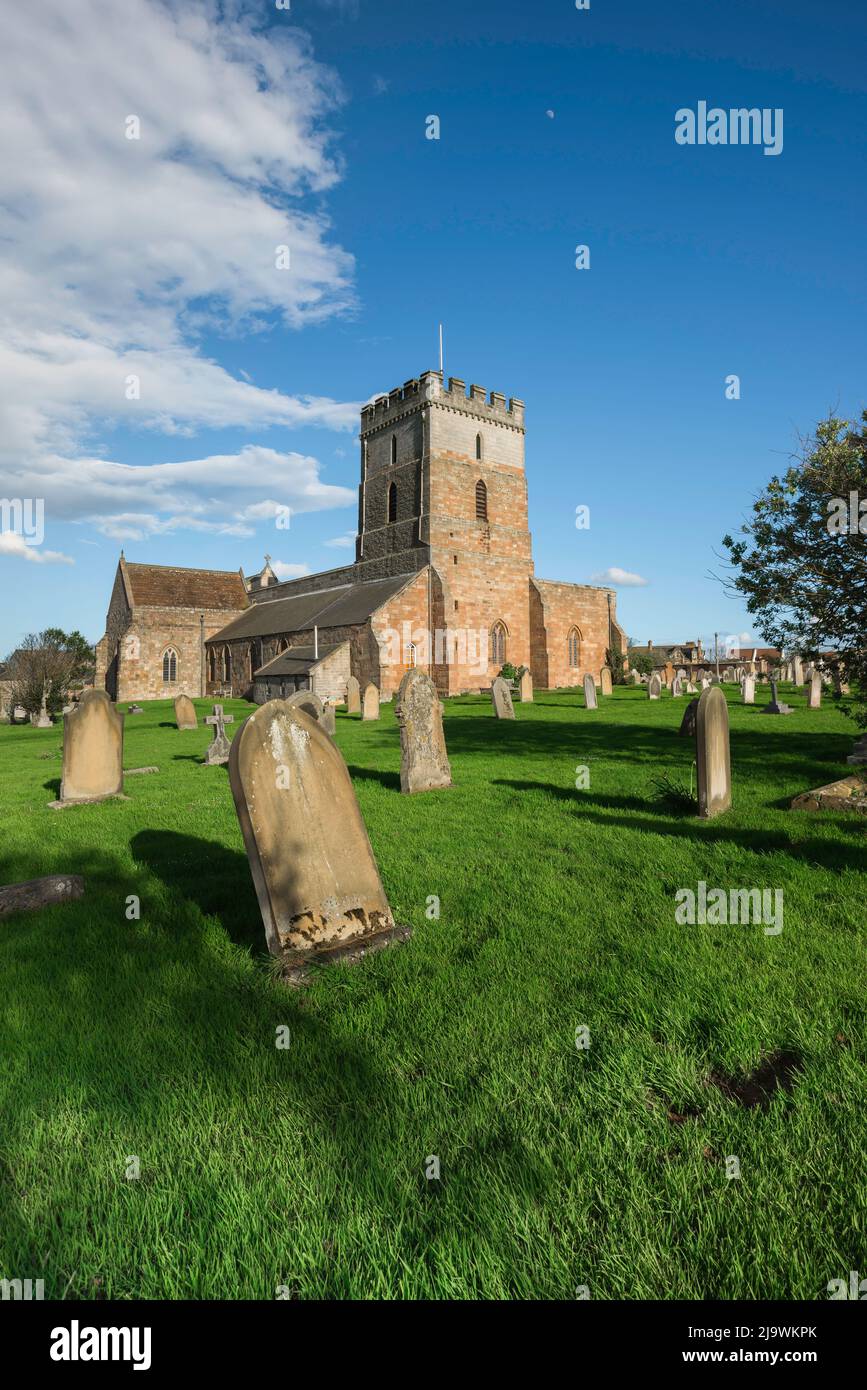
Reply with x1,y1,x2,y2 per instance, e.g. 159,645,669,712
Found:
1,0,865,654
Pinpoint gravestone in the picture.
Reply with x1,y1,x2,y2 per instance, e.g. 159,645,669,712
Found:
35,689,53,728
13,705,27,723
583,673,598,710
127,704,144,715
491,676,515,720
519,670,533,703
761,679,793,715
700,677,711,690
287,690,324,722
345,676,361,714
229,700,404,972
600,666,613,697
793,656,804,686
686,681,696,693
846,735,867,765
204,703,234,765
671,677,682,698
742,675,755,704
808,671,822,709
361,683,380,721
0,874,85,918
395,669,451,794
55,689,125,806
174,694,198,730
630,669,641,685
791,777,867,815
648,674,661,701
678,698,699,738
696,686,731,819
320,700,336,737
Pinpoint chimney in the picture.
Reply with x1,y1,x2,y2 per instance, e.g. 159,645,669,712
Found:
647,639,653,651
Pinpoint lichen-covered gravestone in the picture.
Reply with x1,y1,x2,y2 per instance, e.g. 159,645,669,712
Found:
229,699,405,973
345,676,361,714
648,674,661,701
491,676,515,719
361,683,380,721
808,672,822,709
204,704,234,765
174,694,198,730
395,669,451,794
742,675,755,705
583,673,598,710
519,670,533,702
671,677,682,698
600,666,613,697
55,689,125,806
696,686,731,819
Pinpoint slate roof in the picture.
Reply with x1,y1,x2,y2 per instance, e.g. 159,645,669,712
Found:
125,563,248,611
254,643,343,677
210,573,411,643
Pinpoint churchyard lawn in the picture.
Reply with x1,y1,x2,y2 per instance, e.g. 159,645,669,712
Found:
1,686,864,1299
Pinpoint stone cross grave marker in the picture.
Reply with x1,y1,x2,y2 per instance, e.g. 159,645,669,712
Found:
808,671,822,709
583,673,598,710
36,684,53,728
519,669,533,702
361,683,380,721
228,699,404,972
395,669,451,794
204,703,234,765
648,673,661,700
345,676,361,714
174,694,198,730
762,679,793,715
491,676,515,719
696,685,731,819
600,666,613,697
54,689,125,807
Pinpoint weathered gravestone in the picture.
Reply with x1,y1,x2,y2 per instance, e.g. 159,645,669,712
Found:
791,776,867,815
228,700,405,973
285,690,335,738
54,689,125,807
35,688,53,728
696,685,731,819
686,681,696,694
742,675,755,705
630,669,641,685
0,874,85,918
761,679,793,716
846,735,867,765
174,694,198,730
648,674,661,701
361,683,380,721
345,676,361,714
583,673,598,710
395,669,451,794
320,700,337,737
491,676,515,720
671,677,682,698
600,666,613,697
678,698,699,738
204,704,234,765
808,672,822,709
793,656,804,686
519,669,533,703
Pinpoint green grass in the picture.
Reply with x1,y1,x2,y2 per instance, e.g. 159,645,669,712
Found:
1,685,865,1300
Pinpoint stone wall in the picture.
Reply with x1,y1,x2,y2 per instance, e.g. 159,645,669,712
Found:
530,580,627,689
115,606,244,702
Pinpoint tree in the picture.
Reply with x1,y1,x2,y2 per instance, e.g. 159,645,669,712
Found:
630,651,656,677
5,629,95,716
605,646,626,685
722,412,867,723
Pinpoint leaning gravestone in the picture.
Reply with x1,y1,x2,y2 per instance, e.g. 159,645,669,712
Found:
742,675,755,705
696,686,731,819
600,666,613,697
174,694,198,730
519,669,533,703
228,700,404,973
761,679,793,716
808,671,822,709
678,698,699,738
345,676,361,714
648,674,661,701
583,673,598,710
204,703,234,765
54,689,125,807
361,683,380,721
491,676,515,720
395,669,451,794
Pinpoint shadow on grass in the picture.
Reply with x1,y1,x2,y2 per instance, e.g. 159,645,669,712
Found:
131,829,261,954
346,764,401,792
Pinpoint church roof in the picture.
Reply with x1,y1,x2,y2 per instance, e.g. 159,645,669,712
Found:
254,643,344,677
124,562,248,611
209,573,412,642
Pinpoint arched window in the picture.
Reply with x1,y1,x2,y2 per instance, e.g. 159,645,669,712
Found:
391,434,397,465
568,628,581,668
162,648,178,683
475,479,488,521
491,622,508,666
388,481,397,523
221,646,232,683
475,433,483,460
406,641,417,669
208,647,217,682
277,638,289,654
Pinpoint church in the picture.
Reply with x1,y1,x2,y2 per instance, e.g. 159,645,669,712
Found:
95,369,627,703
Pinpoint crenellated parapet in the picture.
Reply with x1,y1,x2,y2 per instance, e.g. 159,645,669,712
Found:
361,370,525,435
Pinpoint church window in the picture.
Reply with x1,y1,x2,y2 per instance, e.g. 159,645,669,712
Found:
475,433,483,460
222,646,232,682
406,642,417,669
388,482,397,524
208,647,217,682
491,621,508,666
475,479,488,522
568,628,581,668
162,648,178,683
391,434,397,465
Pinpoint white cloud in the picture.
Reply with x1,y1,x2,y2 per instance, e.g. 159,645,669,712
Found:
0,532,73,565
271,560,310,580
592,567,649,587
0,0,360,535
324,530,357,549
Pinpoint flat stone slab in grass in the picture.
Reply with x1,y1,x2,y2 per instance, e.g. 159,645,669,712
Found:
125,765,159,776
0,874,84,919
174,694,198,729
791,777,867,814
